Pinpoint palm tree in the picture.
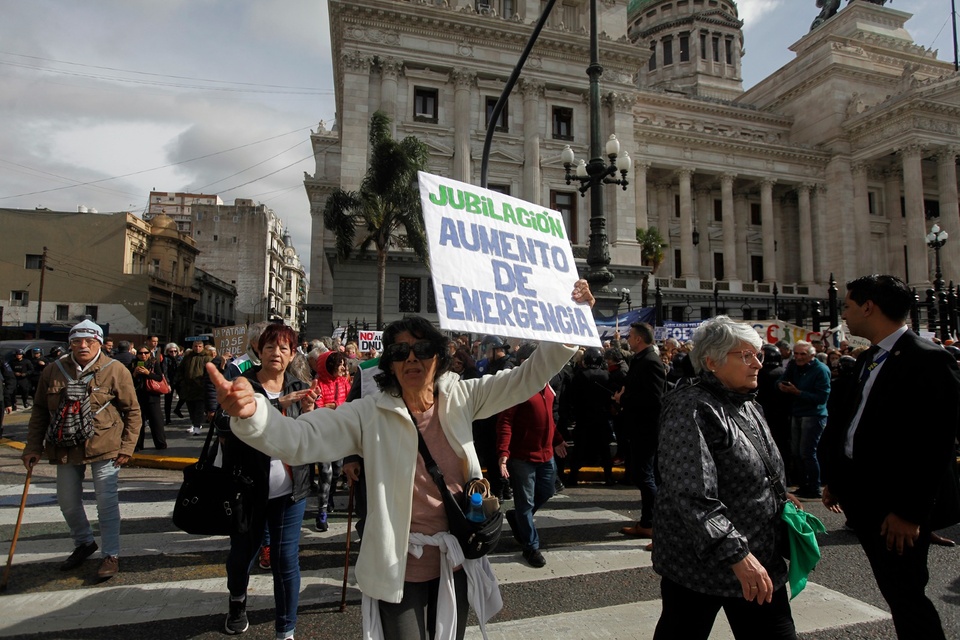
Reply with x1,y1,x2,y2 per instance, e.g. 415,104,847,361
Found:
636,227,667,306
324,111,430,327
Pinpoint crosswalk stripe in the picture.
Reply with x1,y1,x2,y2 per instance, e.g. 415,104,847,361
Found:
0,483,894,638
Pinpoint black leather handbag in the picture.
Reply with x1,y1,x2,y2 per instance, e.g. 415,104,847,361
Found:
172,423,254,536
415,428,503,559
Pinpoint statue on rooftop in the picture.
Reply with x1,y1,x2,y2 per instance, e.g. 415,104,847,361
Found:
811,0,890,33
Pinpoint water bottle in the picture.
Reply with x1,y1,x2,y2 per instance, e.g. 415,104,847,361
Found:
466,492,485,523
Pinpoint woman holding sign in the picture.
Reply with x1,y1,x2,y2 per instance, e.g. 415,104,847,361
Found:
208,280,594,640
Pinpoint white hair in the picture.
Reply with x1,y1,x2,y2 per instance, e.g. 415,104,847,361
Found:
690,316,762,374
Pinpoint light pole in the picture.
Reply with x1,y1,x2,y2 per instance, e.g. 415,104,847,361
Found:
926,223,948,292
559,0,631,295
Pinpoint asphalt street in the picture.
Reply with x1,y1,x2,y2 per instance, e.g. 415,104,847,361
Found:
0,407,957,639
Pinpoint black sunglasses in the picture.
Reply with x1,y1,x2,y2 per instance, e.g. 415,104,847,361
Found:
137,351,150,355
384,341,438,361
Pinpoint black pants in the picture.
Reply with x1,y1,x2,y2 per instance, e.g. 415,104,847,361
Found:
135,390,167,450
15,378,31,407
163,391,174,423
630,439,657,528
379,569,468,640
654,577,796,640
854,523,944,639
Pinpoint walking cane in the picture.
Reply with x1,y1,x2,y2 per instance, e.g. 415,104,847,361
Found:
0,465,33,591
339,481,356,612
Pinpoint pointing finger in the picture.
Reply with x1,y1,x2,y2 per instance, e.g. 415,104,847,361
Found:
206,362,229,388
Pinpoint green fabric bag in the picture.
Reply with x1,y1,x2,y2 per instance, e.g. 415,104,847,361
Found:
781,502,826,598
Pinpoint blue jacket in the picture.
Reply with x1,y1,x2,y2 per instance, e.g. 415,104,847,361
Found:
777,358,830,417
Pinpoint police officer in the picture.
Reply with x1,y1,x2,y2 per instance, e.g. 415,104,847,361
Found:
9,349,34,409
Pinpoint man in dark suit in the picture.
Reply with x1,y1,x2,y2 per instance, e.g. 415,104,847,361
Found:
821,274,960,640
616,322,666,538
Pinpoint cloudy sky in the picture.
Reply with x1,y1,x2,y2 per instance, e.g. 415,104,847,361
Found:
1,0,955,277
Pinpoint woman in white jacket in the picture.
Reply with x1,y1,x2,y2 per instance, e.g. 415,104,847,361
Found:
208,280,594,640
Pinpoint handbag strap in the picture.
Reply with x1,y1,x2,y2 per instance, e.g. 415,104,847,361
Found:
700,381,788,503
197,422,218,468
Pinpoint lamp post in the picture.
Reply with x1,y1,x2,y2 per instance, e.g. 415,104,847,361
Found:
772,282,780,320
713,281,720,317
613,287,631,313
560,0,631,294
926,223,948,292
828,274,839,329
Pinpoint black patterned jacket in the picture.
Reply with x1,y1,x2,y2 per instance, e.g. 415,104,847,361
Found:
652,373,788,598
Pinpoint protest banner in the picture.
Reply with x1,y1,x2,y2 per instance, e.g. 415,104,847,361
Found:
213,325,247,355
418,172,600,347
595,308,656,338
655,321,703,343
357,330,383,353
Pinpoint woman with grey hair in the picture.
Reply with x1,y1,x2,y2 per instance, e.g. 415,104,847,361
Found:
652,316,799,639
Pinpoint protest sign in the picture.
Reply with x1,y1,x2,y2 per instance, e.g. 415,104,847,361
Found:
357,330,383,353
418,172,600,347
655,321,703,343
213,325,247,355
748,321,821,346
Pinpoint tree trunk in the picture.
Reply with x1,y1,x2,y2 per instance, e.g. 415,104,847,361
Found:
376,247,387,328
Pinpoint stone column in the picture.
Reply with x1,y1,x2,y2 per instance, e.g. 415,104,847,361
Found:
900,145,928,287
734,190,750,281
720,174,738,282
604,91,641,265
937,147,960,283
657,182,674,277
635,161,651,230
696,187,712,279
883,169,906,280
339,52,375,191
812,185,827,285
379,57,403,135
797,184,815,285
852,163,872,276
518,77,544,203
677,168,697,278
451,68,476,184
760,178,777,283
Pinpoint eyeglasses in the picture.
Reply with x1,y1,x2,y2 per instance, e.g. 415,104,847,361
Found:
70,338,98,346
137,351,150,356
384,341,438,362
728,350,764,365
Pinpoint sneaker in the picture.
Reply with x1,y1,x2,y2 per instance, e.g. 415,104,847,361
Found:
97,555,119,579
258,545,271,570
315,510,328,532
224,598,249,635
59,541,98,571
191,427,204,436
522,548,546,568
500,483,513,501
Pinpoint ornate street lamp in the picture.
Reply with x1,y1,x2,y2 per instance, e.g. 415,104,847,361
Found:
772,282,780,320
612,287,631,313
926,223,949,292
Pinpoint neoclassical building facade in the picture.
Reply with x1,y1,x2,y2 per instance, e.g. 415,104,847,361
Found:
303,0,960,335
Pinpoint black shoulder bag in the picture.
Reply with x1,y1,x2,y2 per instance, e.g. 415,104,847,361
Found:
172,421,254,536
412,418,503,559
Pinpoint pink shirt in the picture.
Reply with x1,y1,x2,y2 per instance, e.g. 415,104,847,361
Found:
405,405,465,583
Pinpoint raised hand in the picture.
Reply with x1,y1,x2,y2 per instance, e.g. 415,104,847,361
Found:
206,362,258,419
571,278,595,309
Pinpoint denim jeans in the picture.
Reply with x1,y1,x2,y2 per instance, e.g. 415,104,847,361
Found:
227,496,306,638
790,416,827,495
56,460,121,557
507,458,556,552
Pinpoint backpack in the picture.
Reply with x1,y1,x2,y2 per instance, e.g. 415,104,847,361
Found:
46,359,116,448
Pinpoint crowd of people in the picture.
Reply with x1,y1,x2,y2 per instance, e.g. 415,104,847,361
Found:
10,272,960,640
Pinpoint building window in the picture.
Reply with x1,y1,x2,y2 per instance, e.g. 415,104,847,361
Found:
485,96,508,132
700,32,708,59
502,0,516,17
675,194,681,218
750,202,762,225
750,255,764,282
213,234,219,241
662,36,674,65
649,41,657,70
714,252,724,280
712,35,720,62
56,304,69,321
551,190,577,244
399,277,421,313
427,278,437,314
10,290,28,307
552,106,573,140
679,33,690,62
488,184,511,196
868,192,878,215
674,249,682,278
725,37,733,64
150,309,164,334
25,254,42,269
414,87,439,123
85,305,99,321
671,306,686,322
714,199,722,222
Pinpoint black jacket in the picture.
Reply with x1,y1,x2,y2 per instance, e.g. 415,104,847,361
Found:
621,346,667,446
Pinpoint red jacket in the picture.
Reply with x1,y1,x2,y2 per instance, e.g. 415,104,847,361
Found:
496,385,564,464
315,351,349,408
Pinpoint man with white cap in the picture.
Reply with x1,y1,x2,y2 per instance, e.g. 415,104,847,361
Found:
22,319,141,580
